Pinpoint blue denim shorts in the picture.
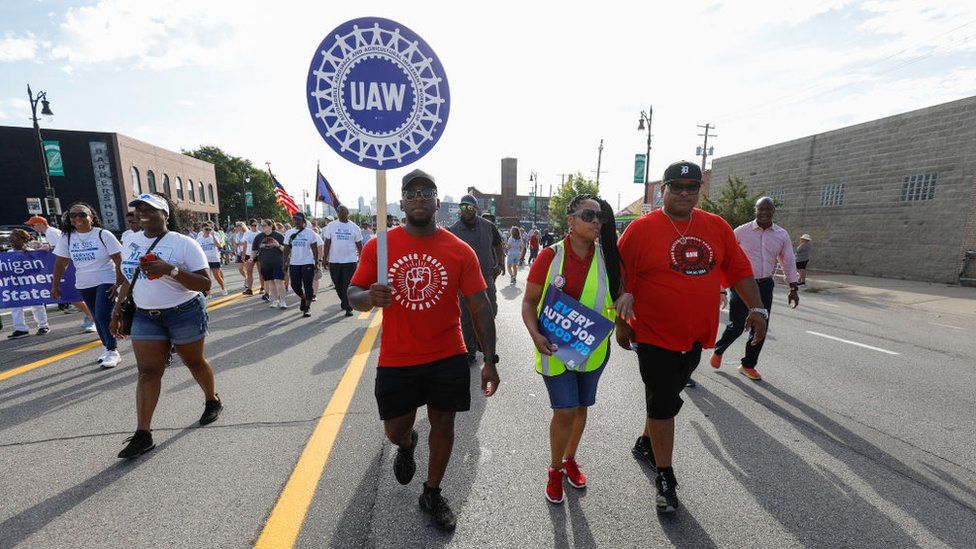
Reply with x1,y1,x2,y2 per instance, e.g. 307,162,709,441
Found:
541,366,605,409
131,295,208,345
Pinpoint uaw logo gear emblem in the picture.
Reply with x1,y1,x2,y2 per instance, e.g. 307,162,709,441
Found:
388,252,449,310
668,236,716,276
306,17,451,170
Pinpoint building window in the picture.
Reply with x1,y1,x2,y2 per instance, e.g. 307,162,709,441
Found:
162,174,171,197
147,170,157,194
176,177,184,200
901,173,937,202
188,179,195,202
199,182,206,204
820,183,844,207
208,184,215,204
130,166,141,195
767,189,785,205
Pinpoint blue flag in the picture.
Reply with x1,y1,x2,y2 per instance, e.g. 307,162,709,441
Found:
538,286,615,371
316,169,341,208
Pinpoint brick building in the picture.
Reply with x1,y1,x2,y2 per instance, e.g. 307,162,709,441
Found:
708,95,976,284
0,126,218,233
466,157,551,230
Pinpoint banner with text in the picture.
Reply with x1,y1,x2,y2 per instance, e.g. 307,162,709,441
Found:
538,285,614,371
634,153,646,184
0,250,81,308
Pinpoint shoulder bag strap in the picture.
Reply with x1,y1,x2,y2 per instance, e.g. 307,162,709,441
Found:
127,234,165,292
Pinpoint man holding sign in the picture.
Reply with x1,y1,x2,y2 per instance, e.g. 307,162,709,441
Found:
616,160,767,514
522,195,626,505
348,170,498,532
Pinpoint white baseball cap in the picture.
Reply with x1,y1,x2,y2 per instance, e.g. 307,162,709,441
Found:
800,234,812,241
128,193,170,215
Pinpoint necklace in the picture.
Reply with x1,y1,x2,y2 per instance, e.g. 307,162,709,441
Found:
663,208,693,244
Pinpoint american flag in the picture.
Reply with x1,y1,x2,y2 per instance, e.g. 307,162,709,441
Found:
272,174,301,216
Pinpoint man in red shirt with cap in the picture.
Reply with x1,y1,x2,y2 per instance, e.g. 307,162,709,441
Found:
349,169,499,532
616,160,768,514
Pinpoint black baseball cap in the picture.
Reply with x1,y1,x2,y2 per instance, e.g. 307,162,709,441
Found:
402,169,436,190
663,160,703,183
459,194,477,206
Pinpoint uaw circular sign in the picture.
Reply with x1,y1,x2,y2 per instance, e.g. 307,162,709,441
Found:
306,17,450,170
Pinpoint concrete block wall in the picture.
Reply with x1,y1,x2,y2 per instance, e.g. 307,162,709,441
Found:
709,95,976,283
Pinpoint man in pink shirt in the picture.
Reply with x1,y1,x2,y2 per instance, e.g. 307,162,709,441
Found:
710,196,799,381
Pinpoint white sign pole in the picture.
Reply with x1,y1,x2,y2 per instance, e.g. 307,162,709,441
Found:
375,169,388,285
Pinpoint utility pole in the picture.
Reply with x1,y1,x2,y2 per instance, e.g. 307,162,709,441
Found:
697,123,717,171
592,139,608,188
638,106,653,206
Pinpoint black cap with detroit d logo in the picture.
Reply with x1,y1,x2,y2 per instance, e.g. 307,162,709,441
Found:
663,160,703,183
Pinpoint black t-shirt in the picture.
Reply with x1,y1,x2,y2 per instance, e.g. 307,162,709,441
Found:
541,233,555,247
253,231,285,266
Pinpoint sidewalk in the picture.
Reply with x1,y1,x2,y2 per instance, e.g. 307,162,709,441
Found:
792,272,976,317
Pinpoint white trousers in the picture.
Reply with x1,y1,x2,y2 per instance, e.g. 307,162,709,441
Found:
11,306,49,332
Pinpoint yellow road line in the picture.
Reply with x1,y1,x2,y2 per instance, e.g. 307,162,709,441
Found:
255,310,381,549
0,292,247,383
358,310,369,320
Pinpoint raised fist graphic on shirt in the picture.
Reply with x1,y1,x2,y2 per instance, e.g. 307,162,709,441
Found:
405,266,432,302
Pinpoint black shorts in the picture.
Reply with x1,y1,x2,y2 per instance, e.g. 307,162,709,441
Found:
260,265,285,280
208,262,221,270
374,354,470,420
636,343,702,419
796,260,809,269
235,253,244,264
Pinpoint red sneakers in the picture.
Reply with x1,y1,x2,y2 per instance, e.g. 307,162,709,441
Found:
545,467,565,504
739,365,762,380
710,353,722,368
562,458,587,489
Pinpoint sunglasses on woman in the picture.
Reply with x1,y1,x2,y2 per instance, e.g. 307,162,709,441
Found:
68,211,91,219
571,209,608,223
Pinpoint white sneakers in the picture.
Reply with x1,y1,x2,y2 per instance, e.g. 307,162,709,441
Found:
278,300,287,309
83,322,98,334
270,299,279,308
99,349,121,368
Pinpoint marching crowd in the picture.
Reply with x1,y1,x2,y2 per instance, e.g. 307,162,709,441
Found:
2,159,818,532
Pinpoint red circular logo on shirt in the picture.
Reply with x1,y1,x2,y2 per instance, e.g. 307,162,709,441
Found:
388,253,448,310
669,237,715,276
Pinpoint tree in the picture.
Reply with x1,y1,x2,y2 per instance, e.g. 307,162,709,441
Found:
548,173,600,234
700,175,766,228
183,146,291,225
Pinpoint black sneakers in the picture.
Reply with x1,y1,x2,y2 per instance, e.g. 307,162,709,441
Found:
655,469,680,514
685,377,697,388
394,430,418,485
7,330,29,339
37,327,50,335
199,396,222,426
632,435,656,469
118,430,155,459
419,482,457,531
344,309,354,317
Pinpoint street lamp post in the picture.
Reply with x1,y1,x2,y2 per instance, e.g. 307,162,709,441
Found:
27,84,57,220
638,106,653,206
529,171,538,228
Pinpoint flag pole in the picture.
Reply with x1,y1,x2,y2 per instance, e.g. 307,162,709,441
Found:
313,160,319,221
375,169,388,285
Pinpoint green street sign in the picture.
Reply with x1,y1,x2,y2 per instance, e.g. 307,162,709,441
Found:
633,153,646,184
245,190,253,207
44,140,64,176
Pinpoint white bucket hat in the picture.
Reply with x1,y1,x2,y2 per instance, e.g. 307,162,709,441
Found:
800,234,812,241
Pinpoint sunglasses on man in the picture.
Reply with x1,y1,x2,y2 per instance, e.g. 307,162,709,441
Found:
665,182,702,195
571,209,609,223
402,188,437,200
458,203,476,211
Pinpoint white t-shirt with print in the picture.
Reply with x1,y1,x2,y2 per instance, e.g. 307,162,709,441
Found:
324,220,363,264
283,228,318,265
121,231,209,309
196,233,221,263
243,230,258,258
44,226,63,249
53,228,123,289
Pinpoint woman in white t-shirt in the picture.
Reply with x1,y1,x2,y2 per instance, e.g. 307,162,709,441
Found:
196,221,226,296
51,203,125,367
283,212,320,318
110,193,222,459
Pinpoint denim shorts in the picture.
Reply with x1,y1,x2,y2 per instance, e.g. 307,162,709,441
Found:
131,294,208,345
541,366,605,409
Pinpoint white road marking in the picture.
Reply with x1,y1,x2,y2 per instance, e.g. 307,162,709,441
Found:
805,330,900,355
928,322,964,331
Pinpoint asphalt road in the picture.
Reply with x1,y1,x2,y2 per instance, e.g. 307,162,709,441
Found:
0,267,973,548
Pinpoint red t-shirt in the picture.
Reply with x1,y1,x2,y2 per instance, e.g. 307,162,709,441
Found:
351,226,487,367
526,237,594,301
618,208,753,352
529,234,539,249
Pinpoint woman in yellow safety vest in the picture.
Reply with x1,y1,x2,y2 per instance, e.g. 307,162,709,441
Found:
521,194,631,504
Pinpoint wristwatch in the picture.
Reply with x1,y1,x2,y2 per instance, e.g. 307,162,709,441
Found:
169,266,180,278
483,354,500,365
749,307,769,320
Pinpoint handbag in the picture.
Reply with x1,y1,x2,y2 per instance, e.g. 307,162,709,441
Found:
118,235,164,336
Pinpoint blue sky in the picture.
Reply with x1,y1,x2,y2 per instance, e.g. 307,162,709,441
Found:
1,0,974,213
